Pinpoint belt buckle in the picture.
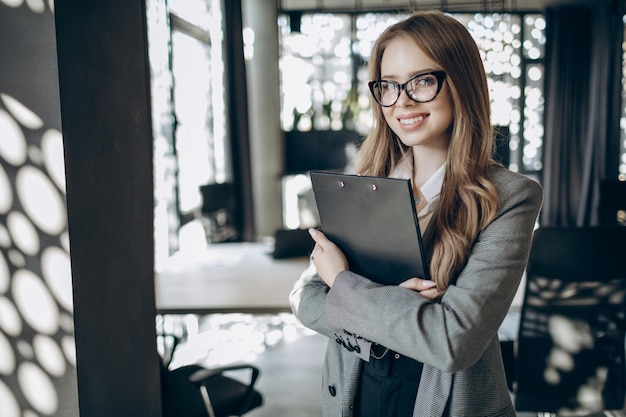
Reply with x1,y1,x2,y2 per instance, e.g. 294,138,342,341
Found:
370,344,389,360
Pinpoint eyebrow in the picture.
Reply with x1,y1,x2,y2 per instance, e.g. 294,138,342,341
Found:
379,68,439,80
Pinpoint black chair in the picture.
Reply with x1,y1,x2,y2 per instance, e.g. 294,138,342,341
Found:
199,183,238,243
511,226,626,416
271,228,315,259
160,335,263,417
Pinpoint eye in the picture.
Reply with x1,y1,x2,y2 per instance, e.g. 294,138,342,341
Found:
379,81,398,92
413,74,437,88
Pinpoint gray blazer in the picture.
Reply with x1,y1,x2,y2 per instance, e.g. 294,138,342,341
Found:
290,166,543,417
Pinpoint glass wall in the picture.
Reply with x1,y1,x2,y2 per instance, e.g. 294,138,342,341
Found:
279,12,545,175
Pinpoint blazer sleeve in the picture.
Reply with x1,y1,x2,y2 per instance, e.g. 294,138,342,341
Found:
323,171,543,373
289,258,338,338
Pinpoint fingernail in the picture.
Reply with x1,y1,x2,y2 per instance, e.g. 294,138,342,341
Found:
308,228,317,237
422,280,437,288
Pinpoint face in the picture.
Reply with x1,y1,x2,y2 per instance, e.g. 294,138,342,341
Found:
379,35,453,150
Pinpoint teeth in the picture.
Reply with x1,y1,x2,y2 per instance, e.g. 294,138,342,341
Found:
400,115,425,125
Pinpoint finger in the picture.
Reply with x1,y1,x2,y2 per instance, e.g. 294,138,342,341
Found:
400,278,436,291
399,278,420,290
310,243,321,259
308,227,322,240
421,280,437,289
420,287,442,301
308,228,330,247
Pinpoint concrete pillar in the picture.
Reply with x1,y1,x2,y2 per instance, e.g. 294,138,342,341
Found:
242,0,284,239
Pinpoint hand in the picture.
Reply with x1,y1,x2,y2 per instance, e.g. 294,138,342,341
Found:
308,228,348,287
399,277,442,301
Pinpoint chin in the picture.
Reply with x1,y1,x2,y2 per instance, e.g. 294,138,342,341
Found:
397,135,427,147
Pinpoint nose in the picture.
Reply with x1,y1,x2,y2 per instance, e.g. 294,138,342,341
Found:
395,86,414,107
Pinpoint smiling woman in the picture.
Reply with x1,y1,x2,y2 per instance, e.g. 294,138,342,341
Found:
291,11,543,417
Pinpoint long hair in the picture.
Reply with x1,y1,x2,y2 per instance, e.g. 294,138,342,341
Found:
357,10,500,290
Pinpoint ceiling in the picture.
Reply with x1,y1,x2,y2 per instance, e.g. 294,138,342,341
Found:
278,0,597,13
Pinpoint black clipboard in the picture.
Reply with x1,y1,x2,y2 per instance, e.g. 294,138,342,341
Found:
310,171,429,285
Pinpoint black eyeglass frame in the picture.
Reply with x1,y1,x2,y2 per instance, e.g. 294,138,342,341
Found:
368,70,447,107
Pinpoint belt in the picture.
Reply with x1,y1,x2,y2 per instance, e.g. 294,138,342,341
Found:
364,344,423,380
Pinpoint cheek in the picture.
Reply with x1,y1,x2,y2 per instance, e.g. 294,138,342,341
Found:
381,109,403,138
444,90,455,118
435,94,455,127
381,108,395,126
441,106,454,128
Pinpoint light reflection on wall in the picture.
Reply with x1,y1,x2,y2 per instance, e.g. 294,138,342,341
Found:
544,315,610,413
519,272,626,414
0,92,75,417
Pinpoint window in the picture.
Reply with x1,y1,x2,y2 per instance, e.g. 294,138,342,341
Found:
148,0,227,267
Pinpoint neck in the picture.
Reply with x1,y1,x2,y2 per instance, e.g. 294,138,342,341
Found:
411,146,447,188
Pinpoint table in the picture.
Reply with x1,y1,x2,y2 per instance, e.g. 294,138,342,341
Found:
154,241,522,331
155,242,310,315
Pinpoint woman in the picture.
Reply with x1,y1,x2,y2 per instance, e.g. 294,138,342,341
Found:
290,10,543,417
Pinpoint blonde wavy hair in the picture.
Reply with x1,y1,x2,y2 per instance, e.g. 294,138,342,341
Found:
357,10,500,290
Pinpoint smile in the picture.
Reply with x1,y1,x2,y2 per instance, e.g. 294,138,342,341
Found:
399,115,426,125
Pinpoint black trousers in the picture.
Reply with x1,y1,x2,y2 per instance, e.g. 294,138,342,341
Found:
354,348,423,417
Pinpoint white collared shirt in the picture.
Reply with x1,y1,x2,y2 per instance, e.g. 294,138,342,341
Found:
390,153,446,235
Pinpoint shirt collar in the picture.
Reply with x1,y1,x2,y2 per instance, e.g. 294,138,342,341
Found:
421,163,446,204
390,152,446,205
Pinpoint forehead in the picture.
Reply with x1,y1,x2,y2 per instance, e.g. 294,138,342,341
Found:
380,35,439,78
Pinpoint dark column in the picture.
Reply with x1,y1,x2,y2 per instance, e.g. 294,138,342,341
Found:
223,0,255,242
54,1,161,416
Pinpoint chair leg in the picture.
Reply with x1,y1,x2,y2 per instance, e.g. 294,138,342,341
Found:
199,385,217,417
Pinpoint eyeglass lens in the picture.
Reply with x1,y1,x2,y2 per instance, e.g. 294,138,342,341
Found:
369,72,445,107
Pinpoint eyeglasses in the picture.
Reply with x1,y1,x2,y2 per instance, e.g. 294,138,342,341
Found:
368,71,447,107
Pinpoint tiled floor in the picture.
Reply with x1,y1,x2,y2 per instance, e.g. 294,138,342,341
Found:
160,313,325,416
247,331,326,417
167,312,522,417
162,313,621,417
